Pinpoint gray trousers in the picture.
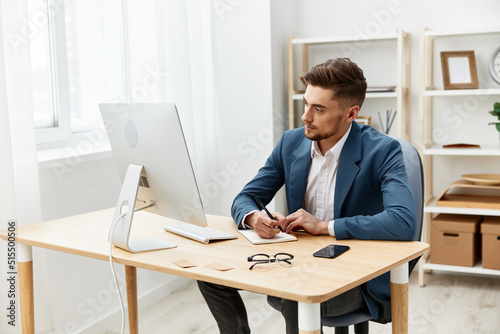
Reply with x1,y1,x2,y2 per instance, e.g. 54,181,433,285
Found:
197,280,368,334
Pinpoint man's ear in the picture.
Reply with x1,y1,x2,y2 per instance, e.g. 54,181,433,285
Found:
347,105,359,122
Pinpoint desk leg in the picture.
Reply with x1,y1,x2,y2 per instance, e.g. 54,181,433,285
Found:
391,263,409,334
18,244,34,334
298,302,320,334
125,266,139,334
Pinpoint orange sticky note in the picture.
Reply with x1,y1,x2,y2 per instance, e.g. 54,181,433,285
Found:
173,260,197,268
205,262,234,271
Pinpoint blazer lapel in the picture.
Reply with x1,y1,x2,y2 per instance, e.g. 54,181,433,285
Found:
334,122,362,218
288,137,311,213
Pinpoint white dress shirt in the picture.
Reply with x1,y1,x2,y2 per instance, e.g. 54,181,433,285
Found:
240,124,352,235
303,124,351,236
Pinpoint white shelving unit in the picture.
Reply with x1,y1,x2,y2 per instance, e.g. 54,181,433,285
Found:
424,88,500,97
424,145,500,156
291,91,399,101
424,262,500,277
287,29,410,139
418,26,500,286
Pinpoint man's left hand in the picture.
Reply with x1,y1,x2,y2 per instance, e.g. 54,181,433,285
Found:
284,209,329,235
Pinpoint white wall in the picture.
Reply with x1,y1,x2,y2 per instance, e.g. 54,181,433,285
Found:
39,156,120,220
209,1,274,215
270,0,297,214
208,0,294,215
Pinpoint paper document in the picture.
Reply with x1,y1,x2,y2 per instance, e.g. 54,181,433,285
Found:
238,229,297,245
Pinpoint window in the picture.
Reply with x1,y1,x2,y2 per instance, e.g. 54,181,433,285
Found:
29,0,58,131
29,0,124,145
28,0,189,150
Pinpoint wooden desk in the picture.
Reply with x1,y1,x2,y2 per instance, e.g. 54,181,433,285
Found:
0,209,428,334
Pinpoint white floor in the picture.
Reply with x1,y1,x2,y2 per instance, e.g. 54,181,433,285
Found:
108,271,500,333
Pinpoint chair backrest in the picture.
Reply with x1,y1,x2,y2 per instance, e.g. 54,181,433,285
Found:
390,136,424,273
359,137,425,323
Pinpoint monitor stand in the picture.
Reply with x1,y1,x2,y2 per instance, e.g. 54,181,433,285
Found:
110,164,177,253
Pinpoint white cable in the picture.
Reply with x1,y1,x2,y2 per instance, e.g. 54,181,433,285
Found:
108,203,154,334
109,212,127,334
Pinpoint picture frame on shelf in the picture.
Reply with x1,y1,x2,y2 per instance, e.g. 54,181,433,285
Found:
356,116,371,126
440,50,479,90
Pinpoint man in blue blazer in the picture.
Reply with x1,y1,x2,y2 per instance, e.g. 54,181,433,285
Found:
198,58,416,334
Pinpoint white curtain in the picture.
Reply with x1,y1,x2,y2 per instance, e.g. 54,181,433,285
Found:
0,1,48,333
180,0,221,215
135,0,221,214
0,1,42,224
0,12,21,334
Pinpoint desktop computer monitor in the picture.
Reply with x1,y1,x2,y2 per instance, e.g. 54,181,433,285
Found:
100,103,207,253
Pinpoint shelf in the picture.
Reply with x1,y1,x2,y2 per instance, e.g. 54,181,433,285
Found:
423,261,500,277
291,34,398,45
423,88,500,97
424,197,500,216
292,91,398,101
288,29,409,137
424,26,500,38
418,26,500,286
423,144,500,156
366,91,398,98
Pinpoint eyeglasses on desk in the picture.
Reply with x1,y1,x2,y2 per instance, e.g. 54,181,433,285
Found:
247,253,294,270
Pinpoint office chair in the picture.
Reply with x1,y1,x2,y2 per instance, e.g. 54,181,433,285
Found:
267,137,424,334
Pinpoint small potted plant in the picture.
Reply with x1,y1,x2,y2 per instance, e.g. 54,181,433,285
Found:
489,102,500,146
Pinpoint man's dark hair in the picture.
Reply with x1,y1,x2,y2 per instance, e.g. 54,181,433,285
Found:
303,58,367,110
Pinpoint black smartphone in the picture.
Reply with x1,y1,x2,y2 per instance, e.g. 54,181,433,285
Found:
313,244,350,259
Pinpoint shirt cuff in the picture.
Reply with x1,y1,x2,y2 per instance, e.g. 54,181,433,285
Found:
240,210,259,229
328,220,335,236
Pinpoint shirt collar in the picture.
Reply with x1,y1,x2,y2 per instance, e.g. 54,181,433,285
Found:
310,123,352,161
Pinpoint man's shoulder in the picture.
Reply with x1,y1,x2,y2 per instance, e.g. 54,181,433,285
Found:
358,124,399,149
281,127,308,144
274,127,311,157
283,127,306,137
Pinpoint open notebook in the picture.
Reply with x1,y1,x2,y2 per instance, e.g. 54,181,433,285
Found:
238,229,297,245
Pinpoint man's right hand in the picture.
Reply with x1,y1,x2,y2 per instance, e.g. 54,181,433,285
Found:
245,211,286,239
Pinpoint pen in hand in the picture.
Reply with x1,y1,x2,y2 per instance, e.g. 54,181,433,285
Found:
250,193,284,232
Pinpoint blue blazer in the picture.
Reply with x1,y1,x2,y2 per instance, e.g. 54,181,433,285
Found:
231,121,416,320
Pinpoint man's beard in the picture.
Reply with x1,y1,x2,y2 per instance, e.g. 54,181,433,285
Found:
303,123,334,141
304,129,322,141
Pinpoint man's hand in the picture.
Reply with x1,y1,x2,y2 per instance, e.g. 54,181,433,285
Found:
245,211,286,239
284,209,329,235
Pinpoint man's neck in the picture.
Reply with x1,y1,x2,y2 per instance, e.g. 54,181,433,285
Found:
317,126,350,155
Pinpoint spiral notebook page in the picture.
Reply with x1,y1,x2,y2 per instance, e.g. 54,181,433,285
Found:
238,229,297,245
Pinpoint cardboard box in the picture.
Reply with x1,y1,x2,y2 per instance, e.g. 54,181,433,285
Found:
481,216,500,270
430,214,481,267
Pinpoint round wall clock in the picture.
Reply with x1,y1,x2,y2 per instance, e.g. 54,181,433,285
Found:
490,46,500,84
